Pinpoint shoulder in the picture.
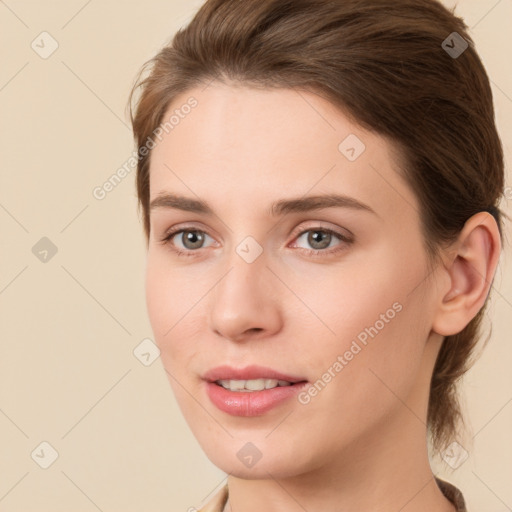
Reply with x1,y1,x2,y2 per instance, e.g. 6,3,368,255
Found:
195,479,467,511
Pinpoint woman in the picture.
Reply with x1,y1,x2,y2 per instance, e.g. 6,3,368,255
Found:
127,0,505,510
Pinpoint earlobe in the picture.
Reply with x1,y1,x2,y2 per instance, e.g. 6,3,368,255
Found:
432,212,501,337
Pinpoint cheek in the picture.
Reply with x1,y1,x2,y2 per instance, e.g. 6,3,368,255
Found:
145,253,171,338
288,248,418,350
294,242,430,397
291,292,429,449
318,302,428,444
145,251,198,358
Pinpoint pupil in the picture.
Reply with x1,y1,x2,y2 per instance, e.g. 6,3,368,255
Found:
185,231,203,249
310,230,329,249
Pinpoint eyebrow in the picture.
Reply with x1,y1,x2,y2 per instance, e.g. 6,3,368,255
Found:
149,192,377,217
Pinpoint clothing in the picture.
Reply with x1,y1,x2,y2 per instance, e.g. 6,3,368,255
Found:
197,477,467,512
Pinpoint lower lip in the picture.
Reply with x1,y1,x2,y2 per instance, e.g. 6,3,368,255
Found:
205,381,308,417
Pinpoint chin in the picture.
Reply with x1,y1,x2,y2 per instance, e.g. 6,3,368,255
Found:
197,436,317,480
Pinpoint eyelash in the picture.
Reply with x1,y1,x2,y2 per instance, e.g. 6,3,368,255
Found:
158,225,353,258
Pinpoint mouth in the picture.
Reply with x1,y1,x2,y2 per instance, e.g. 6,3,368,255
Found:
214,378,303,392
203,364,308,387
203,365,309,416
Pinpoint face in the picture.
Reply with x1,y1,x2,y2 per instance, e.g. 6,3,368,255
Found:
145,82,443,479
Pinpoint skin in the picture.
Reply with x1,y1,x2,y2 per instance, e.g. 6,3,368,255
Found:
145,82,501,512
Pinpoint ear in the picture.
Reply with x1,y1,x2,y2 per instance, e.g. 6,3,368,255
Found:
432,211,501,336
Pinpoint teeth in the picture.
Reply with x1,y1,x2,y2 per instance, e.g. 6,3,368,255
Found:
217,378,293,391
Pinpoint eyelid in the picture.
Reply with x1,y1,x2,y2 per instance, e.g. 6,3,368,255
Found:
159,221,354,257
288,221,354,243
158,220,217,242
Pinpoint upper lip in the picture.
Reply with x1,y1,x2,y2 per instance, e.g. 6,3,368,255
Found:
203,365,307,383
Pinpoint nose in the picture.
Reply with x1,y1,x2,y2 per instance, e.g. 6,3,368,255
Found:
208,243,283,343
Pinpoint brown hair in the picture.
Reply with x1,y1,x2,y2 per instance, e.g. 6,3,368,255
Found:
127,0,507,455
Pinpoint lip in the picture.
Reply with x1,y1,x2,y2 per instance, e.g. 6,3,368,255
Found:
203,365,309,417
205,382,309,417
202,365,307,383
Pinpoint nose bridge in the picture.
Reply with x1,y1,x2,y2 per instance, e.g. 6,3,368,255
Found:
234,233,266,266
218,233,269,302
208,232,282,340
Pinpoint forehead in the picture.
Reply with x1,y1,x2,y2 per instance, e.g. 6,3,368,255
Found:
148,83,418,222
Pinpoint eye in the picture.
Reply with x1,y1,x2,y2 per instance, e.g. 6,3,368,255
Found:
160,228,215,256
159,224,353,258
290,227,352,256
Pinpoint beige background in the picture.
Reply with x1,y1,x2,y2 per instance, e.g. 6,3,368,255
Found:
0,0,511,510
